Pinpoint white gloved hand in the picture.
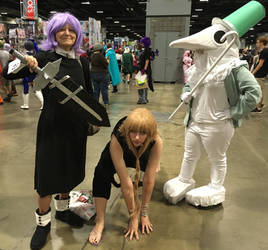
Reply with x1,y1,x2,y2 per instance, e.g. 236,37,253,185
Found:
180,92,192,104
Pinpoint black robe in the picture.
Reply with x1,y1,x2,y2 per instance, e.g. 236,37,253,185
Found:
3,50,93,196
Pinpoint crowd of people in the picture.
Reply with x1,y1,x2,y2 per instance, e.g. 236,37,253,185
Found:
0,7,267,250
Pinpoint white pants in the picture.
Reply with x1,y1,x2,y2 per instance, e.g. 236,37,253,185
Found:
179,120,235,186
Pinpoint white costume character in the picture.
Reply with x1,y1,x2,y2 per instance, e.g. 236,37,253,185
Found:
163,1,265,207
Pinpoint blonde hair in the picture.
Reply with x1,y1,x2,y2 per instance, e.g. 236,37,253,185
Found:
119,108,158,216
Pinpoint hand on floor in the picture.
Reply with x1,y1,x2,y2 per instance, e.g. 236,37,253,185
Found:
140,216,153,234
125,215,139,240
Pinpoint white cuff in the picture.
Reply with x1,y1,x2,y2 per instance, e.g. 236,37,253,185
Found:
54,195,69,211
35,209,51,226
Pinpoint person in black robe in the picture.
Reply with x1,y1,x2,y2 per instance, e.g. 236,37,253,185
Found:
3,12,93,250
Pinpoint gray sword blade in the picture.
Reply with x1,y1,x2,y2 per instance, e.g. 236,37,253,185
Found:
33,59,62,91
49,77,109,126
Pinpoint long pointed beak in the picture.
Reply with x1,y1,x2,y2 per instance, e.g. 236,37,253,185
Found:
169,26,219,50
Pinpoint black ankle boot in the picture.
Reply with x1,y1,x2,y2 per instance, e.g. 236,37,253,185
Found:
54,195,83,228
55,210,83,228
30,208,51,250
112,86,118,93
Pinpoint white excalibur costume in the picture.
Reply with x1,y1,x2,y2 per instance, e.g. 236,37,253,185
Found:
163,1,265,207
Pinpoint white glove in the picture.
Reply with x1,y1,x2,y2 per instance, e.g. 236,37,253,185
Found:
180,92,192,104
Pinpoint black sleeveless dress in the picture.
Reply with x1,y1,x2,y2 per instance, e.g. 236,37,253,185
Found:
93,116,155,199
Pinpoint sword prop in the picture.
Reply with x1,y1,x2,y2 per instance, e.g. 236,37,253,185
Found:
9,49,110,127
168,31,238,120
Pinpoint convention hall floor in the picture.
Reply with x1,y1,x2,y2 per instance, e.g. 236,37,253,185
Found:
0,80,268,250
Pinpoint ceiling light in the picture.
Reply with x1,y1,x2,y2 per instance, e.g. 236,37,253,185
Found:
106,17,112,19
250,35,255,37
97,10,103,13
195,9,203,11
199,0,208,2
257,23,261,25
81,1,90,4
121,25,126,28
50,11,57,14
249,28,254,30
110,33,113,35
114,21,120,23
130,8,134,11
1,12,7,15
126,29,131,31
192,15,198,18
139,1,148,4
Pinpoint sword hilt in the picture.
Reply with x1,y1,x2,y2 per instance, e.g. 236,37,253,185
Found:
9,49,28,64
9,48,43,75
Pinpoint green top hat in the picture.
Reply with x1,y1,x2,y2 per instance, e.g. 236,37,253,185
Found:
212,1,266,37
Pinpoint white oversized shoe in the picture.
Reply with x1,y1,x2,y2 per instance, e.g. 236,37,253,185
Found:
163,177,195,205
186,184,225,207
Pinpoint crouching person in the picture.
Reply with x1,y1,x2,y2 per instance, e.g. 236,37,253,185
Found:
89,108,163,245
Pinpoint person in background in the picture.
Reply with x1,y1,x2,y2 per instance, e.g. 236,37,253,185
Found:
20,39,44,110
182,50,193,84
0,40,4,105
3,12,93,250
88,108,163,246
241,48,253,69
91,43,109,111
106,43,121,93
252,35,268,113
132,51,139,74
137,37,153,104
122,47,133,84
0,42,14,102
115,48,122,72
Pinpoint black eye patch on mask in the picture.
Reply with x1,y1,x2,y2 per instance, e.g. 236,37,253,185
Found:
214,30,226,44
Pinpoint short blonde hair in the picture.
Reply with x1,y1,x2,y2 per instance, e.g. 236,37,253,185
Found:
119,108,158,216
120,108,157,144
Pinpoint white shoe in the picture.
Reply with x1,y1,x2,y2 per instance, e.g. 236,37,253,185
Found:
186,184,225,207
20,93,29,109
20,104,29,109
163,177,195,204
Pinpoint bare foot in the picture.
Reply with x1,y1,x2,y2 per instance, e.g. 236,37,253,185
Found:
89,223,104,246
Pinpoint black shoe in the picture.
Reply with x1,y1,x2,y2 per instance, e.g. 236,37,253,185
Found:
251,107,262,113
30,223,51,250
112,89,118,93
55,210,83,228
3,93,13,102
137,100,142,104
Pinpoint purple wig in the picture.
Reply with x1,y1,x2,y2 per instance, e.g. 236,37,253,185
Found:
41,12,83,54
140,37,151,48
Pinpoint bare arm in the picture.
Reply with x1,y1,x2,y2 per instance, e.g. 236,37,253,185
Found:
140,135,163,235
252,59,264,75
142,135,163,206
144,59,149,71
110,135,135,213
